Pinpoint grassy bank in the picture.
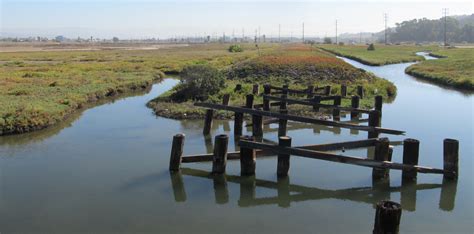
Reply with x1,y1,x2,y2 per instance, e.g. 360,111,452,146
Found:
148,44,397,119
405,48,474,90
0,44,272,135
318,44,427,66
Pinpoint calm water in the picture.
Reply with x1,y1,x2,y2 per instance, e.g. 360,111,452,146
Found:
0,55,473,233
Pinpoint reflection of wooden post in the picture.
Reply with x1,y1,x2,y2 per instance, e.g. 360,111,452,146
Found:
252,84,259,95
278,109,288,137
312,95,321,112
277,136,292,177
222,94,230,106
375,95,383,115
277,176,290,208
368,110,381,139
351,95,360,119
212,174,229,204
212,134,229,174
238,175,256,207
401,178,417,212
439,178,458,211
402,139,420,180
240,135,256,176
373,201,402,234
443,139,459,180
170,171,187,202
341,84,347,97
169,133,185,171
203,109,214,135
373,138,390,180
357,85,364,99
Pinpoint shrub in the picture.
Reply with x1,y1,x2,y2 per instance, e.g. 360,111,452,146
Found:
171,64,225,101
338,42,344,46
228,44,243,53
367,43,375,51
323,37,332,44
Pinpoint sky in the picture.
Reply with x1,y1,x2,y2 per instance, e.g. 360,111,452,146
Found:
0,0,473,39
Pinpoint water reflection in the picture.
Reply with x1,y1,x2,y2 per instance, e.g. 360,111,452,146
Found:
166,168,457,212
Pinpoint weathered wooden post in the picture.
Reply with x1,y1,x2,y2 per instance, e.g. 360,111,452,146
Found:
234,84,242,92
341,84,347,97
373,137,390,180
324,85,331,96
203,109,214,135
277,136,292,177
373,201,402,234
252,115,263,138
312,95,321,112
307,85,314,98
278,109,288,137
280,94,288,110
357,85,364,99
240,135,256,176
282,84,289,95
212,134,229,174
443,139,459,180
245,94,254,109
222,94,230,106
351,95,360,119
332,95,341,120
170,171,187,202
263,84,271,111
212,174,229,204
368,110,381,139
234,112,244,136
402,138,420,180
277,176,291,208
252,84,259,95
375,95,383,114
169,133,185,171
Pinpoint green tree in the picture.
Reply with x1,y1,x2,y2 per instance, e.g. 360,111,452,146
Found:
171,65,225,101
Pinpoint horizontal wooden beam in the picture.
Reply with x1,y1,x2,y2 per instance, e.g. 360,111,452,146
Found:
269,85,309,94
194,102,404,135
238,140,447,174
264,95,372,114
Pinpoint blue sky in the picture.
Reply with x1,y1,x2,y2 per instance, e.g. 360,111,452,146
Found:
1,0,472,38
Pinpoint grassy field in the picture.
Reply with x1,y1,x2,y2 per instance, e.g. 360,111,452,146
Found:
0,43,272,135
405,48,474,90
148,44,397,119
318,44,427,65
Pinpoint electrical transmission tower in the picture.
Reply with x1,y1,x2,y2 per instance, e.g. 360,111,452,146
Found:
335,20,338,44
384,13,388,45
443,8,449,46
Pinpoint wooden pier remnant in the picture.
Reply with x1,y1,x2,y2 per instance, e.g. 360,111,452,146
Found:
169,133,185,171
351,95,360,118
222,94,230,106
252,84,259,95
373,138,391,180
402,139,420,180
368,110,382,139
375,95,383,114
240,135,256,176
203,109,214,135
373,200,402,234
357,85,364,99
278,109,288,137
341,84,347,97
324,85,331,96
235,84,242,92
443,139,459,180
277,136,292,177
212,134,229,174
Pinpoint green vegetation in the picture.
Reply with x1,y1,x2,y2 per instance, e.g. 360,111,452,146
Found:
318,44,427,65
367,44,375,51
228,44,243,52
405,48,474,90
0,43,272,135
148,44,397,119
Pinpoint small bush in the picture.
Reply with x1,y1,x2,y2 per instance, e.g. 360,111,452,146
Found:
228,44,243,53
323,37,332,44
367,43,375,51
338,42,345,46
171,64,225,102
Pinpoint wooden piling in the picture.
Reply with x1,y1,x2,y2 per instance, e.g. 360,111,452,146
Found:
373,201,402,234
368,110,381,139
333,95,341,120
341,84,347,97
443,139,459,180
169,133,185,171
252,84,259,95
324,85,331,96
280,94,288,110
240,135,256,176
312,95,321,112
263,85,271,111
373,137,390,180
235,84,242,92
234,112,244,136
277,136,292,177
402,139,420,180
357,85,364,99
375,95,383,114
278,109,288,137
203,109,214,135
351,95,360,119
212,134,229,174
252,115,263,138
282,84,289,95
307,85,314,98
222,94,230,106
245,94,254,109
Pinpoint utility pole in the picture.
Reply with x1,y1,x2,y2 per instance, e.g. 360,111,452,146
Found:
242,28,245,42
302,22,305,42
360,32,362,44
279,24,281,43
443,8,449,46
258,26,261,43
384,13,388,45
335,20,338,44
